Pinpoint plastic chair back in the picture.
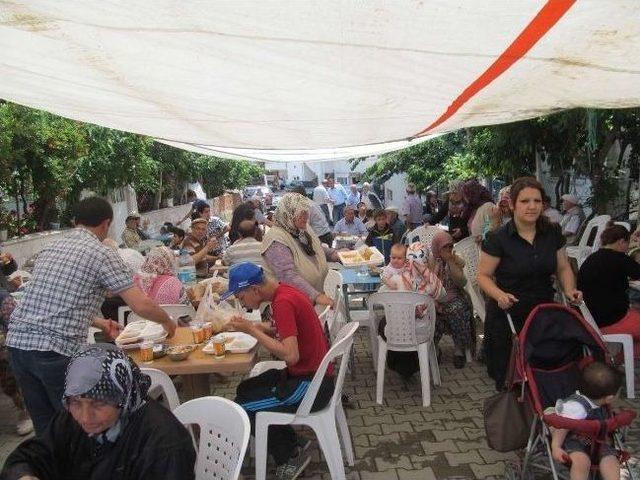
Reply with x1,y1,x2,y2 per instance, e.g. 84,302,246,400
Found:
577,215,610,249
404,225,441,251
323,269,344,301
297,322,359,416
453,237,486,321
160,304,197,321
141,367,180,411
173,396,251,480
368,292,434,348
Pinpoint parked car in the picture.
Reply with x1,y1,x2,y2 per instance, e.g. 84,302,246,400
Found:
243,185,274,206
285,180,316,198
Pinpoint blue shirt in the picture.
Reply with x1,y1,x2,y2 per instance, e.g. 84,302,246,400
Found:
346,191,361,207
328,184,348,206
333,217,368,236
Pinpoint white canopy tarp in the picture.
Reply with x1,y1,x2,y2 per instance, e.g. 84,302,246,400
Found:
1,1,639,162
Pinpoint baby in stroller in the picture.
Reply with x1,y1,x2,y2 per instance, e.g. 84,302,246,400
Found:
550,362,623,480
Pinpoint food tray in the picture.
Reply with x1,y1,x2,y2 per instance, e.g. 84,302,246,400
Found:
203,332,257,354
337,245,384,268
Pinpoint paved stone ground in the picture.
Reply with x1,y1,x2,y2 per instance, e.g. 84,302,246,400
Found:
2,325,640,479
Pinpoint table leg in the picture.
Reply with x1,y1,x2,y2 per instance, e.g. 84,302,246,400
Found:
342,284,352,323
181,374,212,400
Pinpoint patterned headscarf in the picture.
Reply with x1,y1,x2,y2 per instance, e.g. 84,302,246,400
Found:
400,242,446,300
136,246,177,293
273,193,315,255
64,343,150,440
430,231,457,303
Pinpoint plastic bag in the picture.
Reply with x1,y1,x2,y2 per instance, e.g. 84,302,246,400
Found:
193,283,236,333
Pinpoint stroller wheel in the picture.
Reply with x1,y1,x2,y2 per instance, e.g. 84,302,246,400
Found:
503,461,535,480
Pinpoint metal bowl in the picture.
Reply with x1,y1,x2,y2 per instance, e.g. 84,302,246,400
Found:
166,345,195,362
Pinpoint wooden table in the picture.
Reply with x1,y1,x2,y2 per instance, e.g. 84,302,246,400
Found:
131,327,258,399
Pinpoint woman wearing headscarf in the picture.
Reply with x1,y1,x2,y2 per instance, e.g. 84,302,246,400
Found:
461,179,495,241
2,343,195,480
262,193,338,308
133,246,188,305
430,231,474,369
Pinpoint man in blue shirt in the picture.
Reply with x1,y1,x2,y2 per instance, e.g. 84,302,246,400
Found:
327,177,348,222
333,206,368,237
346,184,360,208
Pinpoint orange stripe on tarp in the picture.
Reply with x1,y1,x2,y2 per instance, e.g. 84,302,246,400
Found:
413,0,576,137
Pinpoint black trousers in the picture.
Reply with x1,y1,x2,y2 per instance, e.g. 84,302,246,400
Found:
235,368,334,465
484,298,549,387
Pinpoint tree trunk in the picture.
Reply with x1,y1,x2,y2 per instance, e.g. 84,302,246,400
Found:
153,171,162,210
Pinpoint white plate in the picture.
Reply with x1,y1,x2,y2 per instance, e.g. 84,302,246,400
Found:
203,332,257,354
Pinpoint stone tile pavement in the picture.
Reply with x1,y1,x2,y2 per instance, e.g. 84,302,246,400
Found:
2,327,640,479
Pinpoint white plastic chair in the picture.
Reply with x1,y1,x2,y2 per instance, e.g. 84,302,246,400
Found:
255,323,358,480
567,215,611,268
404,225,441,251
577,302,635,399
173,396,251,480
453,236,486,323
117,303,196,327
317,269,345,322
615,221,631,232
141,367,181,411
368,292,439,407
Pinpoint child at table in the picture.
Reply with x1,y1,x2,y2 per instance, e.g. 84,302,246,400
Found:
366,209,397,263
378,242,446,379
381,244,410,291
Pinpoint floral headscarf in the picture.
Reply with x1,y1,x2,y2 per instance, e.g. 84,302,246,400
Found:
273,193,315,255
400,242,446,300
136,247,177,293
63,343,151,443
498,186,511,208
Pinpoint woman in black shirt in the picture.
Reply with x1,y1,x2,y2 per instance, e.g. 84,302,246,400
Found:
578,223,640,354
478,177,582,390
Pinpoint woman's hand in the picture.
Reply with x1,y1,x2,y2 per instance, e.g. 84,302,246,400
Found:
551,445,569,464
315,293,335,309
564,289,583,304
496,291,518,310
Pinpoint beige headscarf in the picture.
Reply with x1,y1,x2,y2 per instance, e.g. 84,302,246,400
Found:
273,193,315,255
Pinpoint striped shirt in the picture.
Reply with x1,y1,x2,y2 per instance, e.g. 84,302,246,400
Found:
7,229,133,356
222,238,264,268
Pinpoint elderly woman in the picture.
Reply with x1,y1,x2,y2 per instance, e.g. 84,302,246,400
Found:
262,193,338,308
430,231,474,369
133,247,188,305
1,343,195,480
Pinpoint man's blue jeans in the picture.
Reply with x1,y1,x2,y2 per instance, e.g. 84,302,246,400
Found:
8,348,70,436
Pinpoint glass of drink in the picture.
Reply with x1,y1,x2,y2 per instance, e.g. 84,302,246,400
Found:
191,324,205,344
212,337,226,359
202,322,213,340
139,341,154,363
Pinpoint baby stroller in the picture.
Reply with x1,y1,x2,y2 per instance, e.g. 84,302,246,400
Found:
502,303,636,480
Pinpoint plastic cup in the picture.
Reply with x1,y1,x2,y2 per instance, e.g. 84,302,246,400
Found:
139,341,154,363
191,325,205,344
202,322,213,340
212,337,226,359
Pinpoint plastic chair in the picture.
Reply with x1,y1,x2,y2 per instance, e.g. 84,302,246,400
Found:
173,396,251,480
567,215,611,268
255,323,358,480
453,237,486,323
317,269,345,321
117,303,196,327
576,302,635,399
141,367,181,411
404,225,441,251
368,292,439,407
